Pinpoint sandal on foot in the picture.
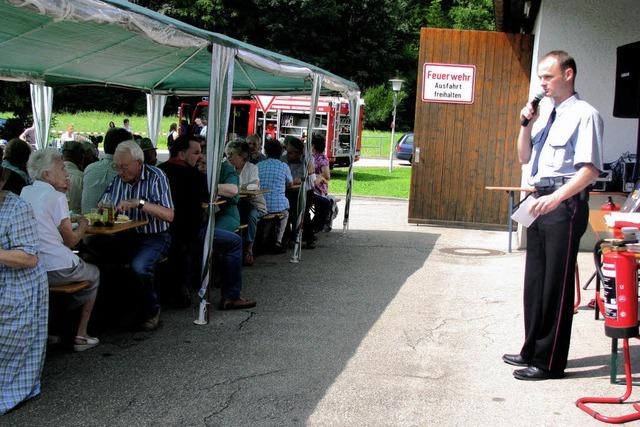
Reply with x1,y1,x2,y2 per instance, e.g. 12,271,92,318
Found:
73,335,100,352
219,297,257,310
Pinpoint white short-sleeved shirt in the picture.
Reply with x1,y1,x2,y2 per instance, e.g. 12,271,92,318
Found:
528,94,604,185
239,161,259,188
239,162,267,214
20,180,79,271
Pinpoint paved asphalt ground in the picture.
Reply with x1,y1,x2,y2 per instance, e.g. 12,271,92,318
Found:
4,197,640,425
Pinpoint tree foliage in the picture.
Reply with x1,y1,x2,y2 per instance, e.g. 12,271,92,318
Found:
363,84,407,130
0,0,495,131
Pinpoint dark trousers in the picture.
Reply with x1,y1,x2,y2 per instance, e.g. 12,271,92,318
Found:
213,228,243,300
286,188,315,243
97,231,171,317
520,194,588,374
312,193,333,232
169,231,202,290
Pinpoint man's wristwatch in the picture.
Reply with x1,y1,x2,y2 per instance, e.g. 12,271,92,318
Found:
137,197,147,209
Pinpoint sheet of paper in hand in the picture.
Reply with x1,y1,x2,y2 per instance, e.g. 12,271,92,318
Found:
511,196,539,228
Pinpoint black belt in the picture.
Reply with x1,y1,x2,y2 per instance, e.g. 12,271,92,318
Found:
533,183,590,201
534,176,571,188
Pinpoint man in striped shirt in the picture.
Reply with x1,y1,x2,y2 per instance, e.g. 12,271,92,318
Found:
108,141,174,331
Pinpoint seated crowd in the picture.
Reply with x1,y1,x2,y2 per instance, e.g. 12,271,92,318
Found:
0,124,335,415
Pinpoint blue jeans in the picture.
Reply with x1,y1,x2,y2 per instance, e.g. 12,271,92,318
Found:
128,231,171,316
213,228,243,300
246,207,263,243
238,199,264,244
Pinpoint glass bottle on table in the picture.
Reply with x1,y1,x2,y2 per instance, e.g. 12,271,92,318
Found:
99,192,115,226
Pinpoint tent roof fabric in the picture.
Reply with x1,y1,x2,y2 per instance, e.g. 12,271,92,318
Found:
0,0,359,96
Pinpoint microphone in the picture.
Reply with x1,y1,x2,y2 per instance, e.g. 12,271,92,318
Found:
521,91,545,126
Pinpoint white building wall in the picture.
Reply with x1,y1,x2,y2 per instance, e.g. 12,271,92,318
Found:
518,0,640,250
532,0,640,162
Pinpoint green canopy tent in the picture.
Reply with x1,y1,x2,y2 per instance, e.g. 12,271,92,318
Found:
0,0,361,323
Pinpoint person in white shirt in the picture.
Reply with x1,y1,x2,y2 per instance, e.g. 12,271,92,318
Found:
504,50,603,381
123,118,132,134
20,148,100,352
225,139,267,265
60,124,76,143
199,119,208,138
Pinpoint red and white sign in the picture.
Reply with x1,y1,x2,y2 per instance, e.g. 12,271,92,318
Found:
255,95,276,112
422,63,476,104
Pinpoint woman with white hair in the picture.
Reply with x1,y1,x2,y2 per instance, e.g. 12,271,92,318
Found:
226,139,267,266
20,148,100,352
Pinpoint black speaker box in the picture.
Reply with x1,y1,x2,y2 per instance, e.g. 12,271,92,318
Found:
613,41,640,118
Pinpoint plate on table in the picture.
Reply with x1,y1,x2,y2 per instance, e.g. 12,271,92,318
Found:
114,215,132,224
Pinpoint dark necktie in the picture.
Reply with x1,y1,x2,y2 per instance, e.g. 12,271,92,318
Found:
530,108,556,177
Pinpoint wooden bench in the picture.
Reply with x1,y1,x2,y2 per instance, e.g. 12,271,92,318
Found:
49,281,89,294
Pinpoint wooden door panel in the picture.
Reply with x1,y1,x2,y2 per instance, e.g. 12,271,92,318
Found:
409,28,533,228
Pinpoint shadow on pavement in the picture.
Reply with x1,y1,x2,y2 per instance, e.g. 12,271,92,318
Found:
4,229,438,425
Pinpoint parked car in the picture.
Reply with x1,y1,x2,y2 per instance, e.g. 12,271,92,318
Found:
395,132,413,162
0,118,7,146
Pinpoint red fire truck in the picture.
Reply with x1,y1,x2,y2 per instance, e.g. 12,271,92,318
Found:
178,95,364,167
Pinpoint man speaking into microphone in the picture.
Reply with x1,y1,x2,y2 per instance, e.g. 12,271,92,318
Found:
503,51,604,380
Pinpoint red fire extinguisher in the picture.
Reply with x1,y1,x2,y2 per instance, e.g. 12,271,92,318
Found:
601,196,620,212
577,242,640,424
600,245,639,338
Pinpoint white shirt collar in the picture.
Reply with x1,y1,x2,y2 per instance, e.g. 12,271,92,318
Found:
554,92,579,114
33,179,55,191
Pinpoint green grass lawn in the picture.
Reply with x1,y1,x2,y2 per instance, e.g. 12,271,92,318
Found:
2,110,412,199
330,166,411,199
2,111,408,156
361,129,405,159
1,111,176,149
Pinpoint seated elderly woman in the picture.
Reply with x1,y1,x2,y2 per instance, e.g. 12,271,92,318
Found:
20,148,100,352
258,139,293,252
225,139,268,266
216,157,241,233
0,166,48,415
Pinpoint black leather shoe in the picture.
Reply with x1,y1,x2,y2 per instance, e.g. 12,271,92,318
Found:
502,353,529,367
513,366,564,381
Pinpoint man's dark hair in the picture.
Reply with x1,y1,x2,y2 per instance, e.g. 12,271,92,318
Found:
311,134,326,153
62,142,84,166
287,136,304,153
543,50,577,77
4,138,31,167
264,139,283,159
103,127,132,154
169,134,195,158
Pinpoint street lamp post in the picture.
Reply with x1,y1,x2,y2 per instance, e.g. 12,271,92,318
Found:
388,78,404,172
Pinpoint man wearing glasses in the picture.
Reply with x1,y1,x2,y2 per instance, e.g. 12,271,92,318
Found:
107,141,174,331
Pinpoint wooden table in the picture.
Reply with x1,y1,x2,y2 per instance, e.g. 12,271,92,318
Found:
485,186,534,252
86,219,148,235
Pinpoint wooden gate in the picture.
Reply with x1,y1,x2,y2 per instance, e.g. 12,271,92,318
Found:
408,28,533,229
